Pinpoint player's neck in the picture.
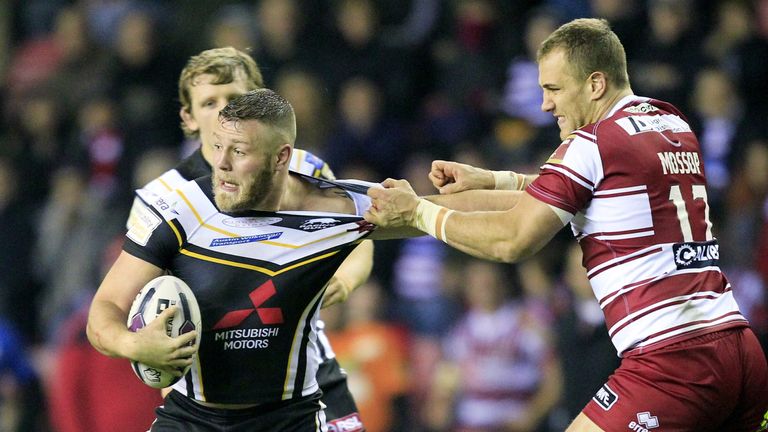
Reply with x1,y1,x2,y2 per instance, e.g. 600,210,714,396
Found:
278,173,311,211
592,88,634,123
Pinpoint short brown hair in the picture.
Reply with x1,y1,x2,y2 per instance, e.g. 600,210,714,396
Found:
219,89,296,144
178,47,264,137
537,18,629,89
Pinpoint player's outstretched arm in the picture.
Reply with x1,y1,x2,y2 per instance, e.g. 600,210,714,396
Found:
322,240,374,308
429,160,495,194
425,189,524,212
365,179,566,262
430,160,537,194
86,252,197,374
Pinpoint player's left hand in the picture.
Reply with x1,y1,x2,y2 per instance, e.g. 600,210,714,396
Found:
365,178,419,228
321,275,352,309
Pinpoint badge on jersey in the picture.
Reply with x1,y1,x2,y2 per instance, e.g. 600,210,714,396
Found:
593,383,618,410
546,136,574,164
127,198,162,246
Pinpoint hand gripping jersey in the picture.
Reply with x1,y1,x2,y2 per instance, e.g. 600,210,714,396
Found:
125,176,374,404
527,95,747,356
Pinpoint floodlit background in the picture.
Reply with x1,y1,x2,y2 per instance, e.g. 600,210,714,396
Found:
0,0,767,431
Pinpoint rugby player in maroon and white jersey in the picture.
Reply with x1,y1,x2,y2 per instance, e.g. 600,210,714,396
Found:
365,18,768,432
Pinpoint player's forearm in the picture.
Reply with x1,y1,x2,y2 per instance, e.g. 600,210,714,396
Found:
334,240,374,292
491,171,538,191
412,199,558,263
425,190,524,212
86,300,135,359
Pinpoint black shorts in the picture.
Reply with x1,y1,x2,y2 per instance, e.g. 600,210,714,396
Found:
150,390,326,432
317,359,365,431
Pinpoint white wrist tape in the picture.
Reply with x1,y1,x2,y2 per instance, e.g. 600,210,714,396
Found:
492,170,515,190
414,199,454,242
491,170,526,191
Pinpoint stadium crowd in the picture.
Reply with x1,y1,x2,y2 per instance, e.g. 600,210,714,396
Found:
0,0,767,431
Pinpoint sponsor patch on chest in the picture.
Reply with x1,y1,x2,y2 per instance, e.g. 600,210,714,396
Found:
672,240,719,269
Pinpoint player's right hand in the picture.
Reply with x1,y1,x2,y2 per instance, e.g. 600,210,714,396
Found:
429,160,495,194
126,306,198,373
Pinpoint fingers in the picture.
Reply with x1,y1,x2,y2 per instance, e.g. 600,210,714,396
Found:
155,305,179,325
176,329,198,347
438,182,465,195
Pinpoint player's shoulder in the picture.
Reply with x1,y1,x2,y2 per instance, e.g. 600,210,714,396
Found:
139,168,188,199
143,175,216,224
595,96,691,141
289,148,336,180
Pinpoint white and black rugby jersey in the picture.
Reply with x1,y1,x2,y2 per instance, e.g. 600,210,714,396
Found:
125,175,374,404
527,95,747,357
125,148,346,367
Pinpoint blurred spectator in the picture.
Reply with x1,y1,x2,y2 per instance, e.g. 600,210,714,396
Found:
253,0,321,85
688,66,744,221
722,139,768,265
70,96,128,203
629,0,702,113
323,279,410,432
207,4,256,53
318,0,415,114
108,8,182,159
430,0,507,114
501,7,560,127
46,225,164,432
701,0,755,69
550,244,619,426
0,157,41,342
379,0,441,49
47,304,164,432
30,6,111,120
480,115,560,173
274,68,333,157
324,76,409,179
2,1,768,427
0,319,47,432
3,91,67,202
426,259,562,432
588,0,644,58
32,166,121,342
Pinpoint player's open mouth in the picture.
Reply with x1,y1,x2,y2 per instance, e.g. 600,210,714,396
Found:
219,180,238,192
556,116,566,127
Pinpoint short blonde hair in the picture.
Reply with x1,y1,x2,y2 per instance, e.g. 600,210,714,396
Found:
538,18,629,89
178,47,264,137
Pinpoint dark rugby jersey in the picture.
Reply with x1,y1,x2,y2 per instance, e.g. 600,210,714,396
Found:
125,176,373,404
126,148,346,367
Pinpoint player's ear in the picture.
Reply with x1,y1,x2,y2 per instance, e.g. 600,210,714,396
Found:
589,72,607,100
180,106,199,133
275,144,292,172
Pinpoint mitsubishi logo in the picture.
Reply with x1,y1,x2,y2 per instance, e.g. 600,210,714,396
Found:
213,280,284,329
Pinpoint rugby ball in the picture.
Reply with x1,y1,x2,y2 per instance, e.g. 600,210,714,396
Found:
126,275,202,388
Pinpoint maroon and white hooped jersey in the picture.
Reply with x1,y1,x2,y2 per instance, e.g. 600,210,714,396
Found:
527,95,747,356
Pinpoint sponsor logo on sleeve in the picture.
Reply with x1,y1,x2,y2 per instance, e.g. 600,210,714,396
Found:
593,383,618,410
127,199,162,246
